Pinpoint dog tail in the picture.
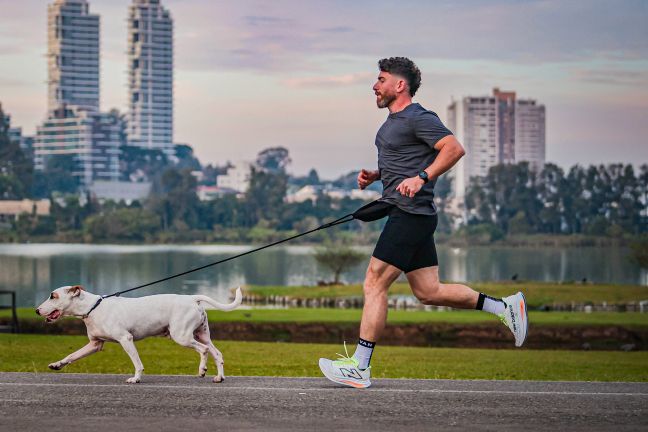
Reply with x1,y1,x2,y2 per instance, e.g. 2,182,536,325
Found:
192,287,242,311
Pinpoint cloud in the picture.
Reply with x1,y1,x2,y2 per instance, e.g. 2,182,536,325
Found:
571,68,648,87
320,26,354,33
169,0,648,74
244,15,295,27
283,72,374,88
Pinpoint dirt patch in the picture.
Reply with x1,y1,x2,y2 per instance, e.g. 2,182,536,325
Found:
6,318,646,351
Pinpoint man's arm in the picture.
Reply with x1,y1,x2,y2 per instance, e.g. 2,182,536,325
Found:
425,134,465,179
396,135,465,198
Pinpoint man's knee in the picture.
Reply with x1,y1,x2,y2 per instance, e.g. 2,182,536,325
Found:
363,276,389,298
363,259,394,297
413,280,441,305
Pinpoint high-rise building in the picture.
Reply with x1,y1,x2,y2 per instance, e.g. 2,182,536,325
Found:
34,105,123,187
494,88,516,164
447,88,546,198
47,0,100,113
127,0,174,155
515,99,546,173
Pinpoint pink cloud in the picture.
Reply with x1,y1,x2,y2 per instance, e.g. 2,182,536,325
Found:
283,72,374,88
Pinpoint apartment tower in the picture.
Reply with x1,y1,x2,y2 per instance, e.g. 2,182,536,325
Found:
127,0,174,155
47,0,100,113
447,88,546,198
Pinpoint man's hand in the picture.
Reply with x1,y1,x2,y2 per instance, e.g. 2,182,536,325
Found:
396,176,425,198
358,169,380,190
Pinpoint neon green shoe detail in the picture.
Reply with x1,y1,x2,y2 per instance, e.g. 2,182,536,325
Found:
318,341,372,389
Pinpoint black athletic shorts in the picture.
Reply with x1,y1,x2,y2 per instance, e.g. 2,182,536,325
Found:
372,206,439,273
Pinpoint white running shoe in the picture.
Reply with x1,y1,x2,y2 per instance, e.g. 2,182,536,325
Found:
500,291,529,347
318,343,371,389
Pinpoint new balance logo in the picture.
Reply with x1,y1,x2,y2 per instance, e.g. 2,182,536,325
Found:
340,368,362,379
509,305,517,332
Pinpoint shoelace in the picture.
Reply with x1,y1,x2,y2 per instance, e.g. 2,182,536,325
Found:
498,313,507,326
335,341,356,364
498,301,509,326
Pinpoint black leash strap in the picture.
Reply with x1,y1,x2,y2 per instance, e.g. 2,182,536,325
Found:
102,212,356,299
96,199,393,300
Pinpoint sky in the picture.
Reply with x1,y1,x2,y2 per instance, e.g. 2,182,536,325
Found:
1,0,647,179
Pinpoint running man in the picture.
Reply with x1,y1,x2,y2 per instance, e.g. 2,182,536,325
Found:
318,57,528,389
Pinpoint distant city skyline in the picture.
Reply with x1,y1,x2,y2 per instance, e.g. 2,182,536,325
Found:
1,0,647,178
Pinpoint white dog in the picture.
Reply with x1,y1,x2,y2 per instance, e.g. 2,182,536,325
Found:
36,285,242,383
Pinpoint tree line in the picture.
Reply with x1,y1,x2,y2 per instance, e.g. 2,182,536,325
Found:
1,106,647,245
464,162,647,239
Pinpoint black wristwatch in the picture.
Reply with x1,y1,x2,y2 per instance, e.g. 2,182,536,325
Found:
418,171,429,183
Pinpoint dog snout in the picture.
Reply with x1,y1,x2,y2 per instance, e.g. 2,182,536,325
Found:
35,308,41,316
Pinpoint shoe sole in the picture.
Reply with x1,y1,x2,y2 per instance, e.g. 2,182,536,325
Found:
318,360,371,389
517,291,529,347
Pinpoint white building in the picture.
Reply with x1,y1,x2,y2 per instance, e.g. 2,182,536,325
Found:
34,106,122,187
196,185,237,201
447,88,546,198
285,185,381,203
89,180,151,204
127,0,174,155
515,99,546,173
47,0,100,113
217,162,253,193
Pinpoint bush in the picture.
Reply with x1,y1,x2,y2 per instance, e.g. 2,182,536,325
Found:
629,235,648,269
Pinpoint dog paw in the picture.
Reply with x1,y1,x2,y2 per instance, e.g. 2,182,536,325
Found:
213,376,224,383
199,367,208,377
48,362,63,370
126,377,141,384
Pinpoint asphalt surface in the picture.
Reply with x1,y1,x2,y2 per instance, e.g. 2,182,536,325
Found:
1,372,647,431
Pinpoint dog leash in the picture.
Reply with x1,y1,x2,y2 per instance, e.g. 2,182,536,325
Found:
82,199,394,316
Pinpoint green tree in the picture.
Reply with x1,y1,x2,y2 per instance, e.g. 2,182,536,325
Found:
536,163,565,233
435,175,453,233
639,164,648,233
148,168,200,230
313,242,365,284
244,168,288,227
629,234,648,269
84,208,160,241
33,154,79,197
119,145,170,182
174,144,202,171
256,147,291,173
0,106,33,199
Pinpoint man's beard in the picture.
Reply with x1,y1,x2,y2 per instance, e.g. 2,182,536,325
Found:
376,92,396,109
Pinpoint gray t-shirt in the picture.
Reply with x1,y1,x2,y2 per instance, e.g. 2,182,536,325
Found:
375,103,453,215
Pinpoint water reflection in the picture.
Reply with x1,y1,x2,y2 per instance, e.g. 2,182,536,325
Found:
0,243,643,307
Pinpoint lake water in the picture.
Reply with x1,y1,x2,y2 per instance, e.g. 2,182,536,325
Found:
0,243,645,307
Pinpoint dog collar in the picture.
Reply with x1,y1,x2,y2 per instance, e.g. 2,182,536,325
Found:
82,296,104,319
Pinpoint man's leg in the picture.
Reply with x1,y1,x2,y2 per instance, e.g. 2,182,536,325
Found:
318,257,401,388
359,256,403,341
406,266,528,347
406,266,481,309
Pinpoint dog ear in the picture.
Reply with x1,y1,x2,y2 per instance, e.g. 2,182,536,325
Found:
66,285,84,297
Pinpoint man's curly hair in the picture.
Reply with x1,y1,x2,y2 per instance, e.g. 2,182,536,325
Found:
378,57,421,97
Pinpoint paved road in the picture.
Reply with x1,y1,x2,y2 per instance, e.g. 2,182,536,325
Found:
1,372,647,431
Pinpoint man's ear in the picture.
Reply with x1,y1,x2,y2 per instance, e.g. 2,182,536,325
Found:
396,78,407,94
66,285,84,297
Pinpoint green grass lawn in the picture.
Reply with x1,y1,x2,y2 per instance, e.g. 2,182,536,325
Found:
246,281,648,307
1,334,646,382
4,308,648,327
5,308,648,327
